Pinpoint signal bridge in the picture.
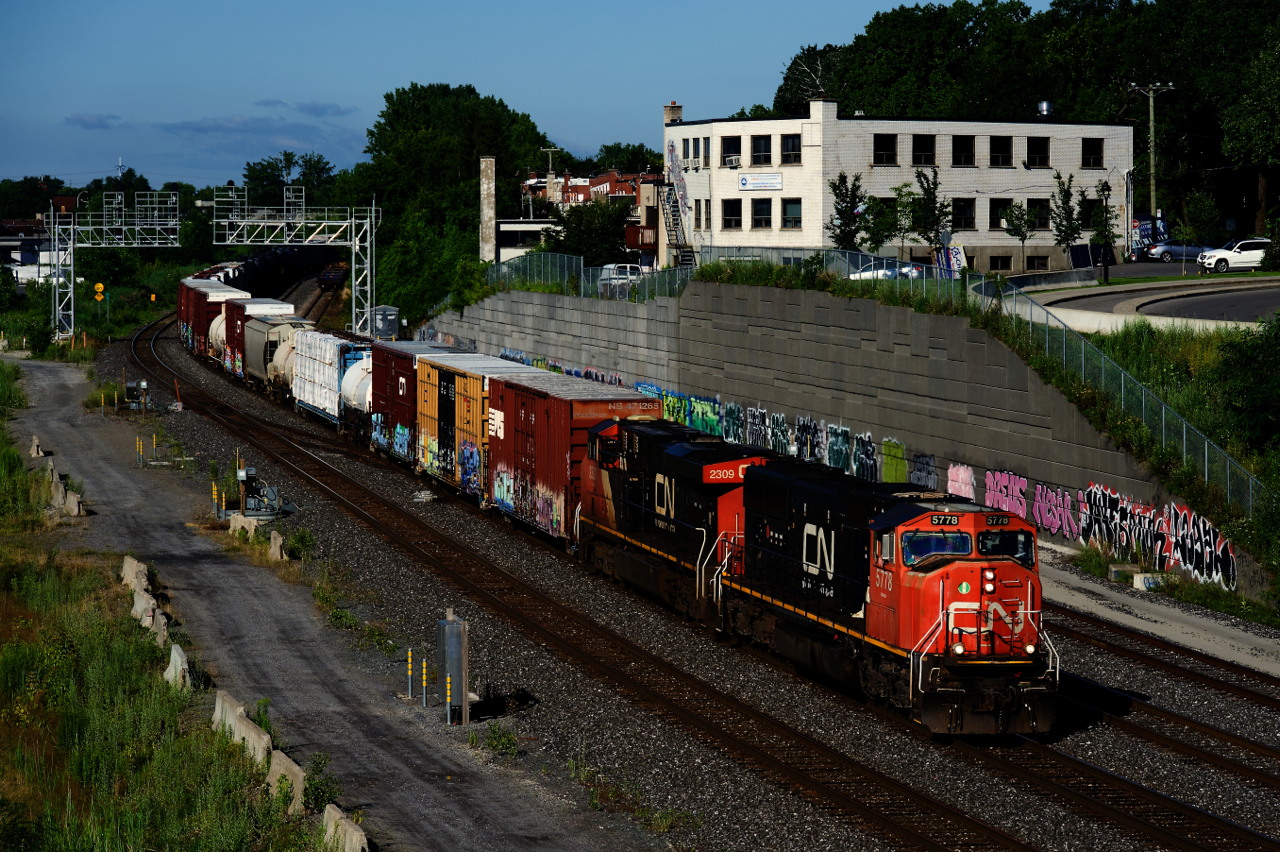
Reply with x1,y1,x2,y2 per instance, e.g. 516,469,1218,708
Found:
213,186,380,338
47,191,181,339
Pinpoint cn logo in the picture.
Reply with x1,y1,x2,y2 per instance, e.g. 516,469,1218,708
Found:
654,474,675,518
802,523,836,579
398,377,406,397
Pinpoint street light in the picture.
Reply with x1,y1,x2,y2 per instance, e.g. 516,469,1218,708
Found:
1099,180,1112,285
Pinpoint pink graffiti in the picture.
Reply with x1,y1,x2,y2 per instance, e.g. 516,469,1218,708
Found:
1031,484,1079,540
984,470,1028,518
947,464,975,500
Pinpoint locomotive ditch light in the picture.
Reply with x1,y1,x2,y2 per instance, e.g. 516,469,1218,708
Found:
951,642,966,655
983,582,995,593
1024,643,1036,655
983,569,994,580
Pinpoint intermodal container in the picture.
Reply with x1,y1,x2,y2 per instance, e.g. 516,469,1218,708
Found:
415,354,544,498
186,284,249,356
225,298,295,377
370,342,454,464
488,373,661,541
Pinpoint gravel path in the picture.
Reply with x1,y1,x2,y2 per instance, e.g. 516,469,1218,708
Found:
90,327,1280,849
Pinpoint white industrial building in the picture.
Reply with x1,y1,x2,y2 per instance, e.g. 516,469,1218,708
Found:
660,100,1134,273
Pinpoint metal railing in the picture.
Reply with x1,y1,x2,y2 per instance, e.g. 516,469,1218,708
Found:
485,252,582,290
992,283,1266,515
578,266,695,301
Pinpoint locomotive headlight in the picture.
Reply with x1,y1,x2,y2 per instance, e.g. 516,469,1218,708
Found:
983,570,995,580
1024,643,1036,655
983,582,995,593
951,642,965,655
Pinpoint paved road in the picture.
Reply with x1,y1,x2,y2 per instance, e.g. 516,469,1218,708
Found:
11,356,646,852
1138,287,1280,323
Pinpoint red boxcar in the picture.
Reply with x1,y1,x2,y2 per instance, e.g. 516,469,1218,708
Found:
187,284,249,356
371,342,447,464
224,298,295,377
487,373,661,542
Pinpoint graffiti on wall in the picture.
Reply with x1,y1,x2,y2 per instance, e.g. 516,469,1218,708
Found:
636,382,662,399
689,396,721,435
1031,484,1079,540
663,389,689,425
852,432,878,481
722,402,745,444
794,415,824,462
984,470,1028,518
769,413,790,456
881,438,907,483
1078,483,1237,588
745,407,769,448
827,425,851,473
910,454,938,490
947,464,976,499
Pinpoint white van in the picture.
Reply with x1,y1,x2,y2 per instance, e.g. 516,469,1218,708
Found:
598,263,642,300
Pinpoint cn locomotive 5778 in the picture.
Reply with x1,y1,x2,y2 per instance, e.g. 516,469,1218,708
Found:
579,420,1057,735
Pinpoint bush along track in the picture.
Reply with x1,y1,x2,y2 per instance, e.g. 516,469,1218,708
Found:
0,546,334,850
691,261,1280,611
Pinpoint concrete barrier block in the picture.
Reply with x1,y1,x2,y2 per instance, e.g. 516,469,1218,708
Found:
131,589,157,625
267,750,306,815
163,644,191,689
50,478,66,509
269,530,288,562
324,804,369,852
64,491,83,517
1133,573,1163,592
233,714,273,765
1108,564,1138,582
29,435,41,458
229,515,259,538
47,461,57,482
149,611,169,647
121,556,149,592
213,690,246,735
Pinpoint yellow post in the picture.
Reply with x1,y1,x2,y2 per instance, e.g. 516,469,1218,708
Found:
421,658,427,708
446,674,452,724
152,434,156,460
407,648,412,698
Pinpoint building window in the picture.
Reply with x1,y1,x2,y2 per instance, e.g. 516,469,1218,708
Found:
873,134,898,166
990,136,1013,168
703,137,711,167
695,199,702,230
1029,199,1051,230
706,199,711,228
952,198,976,230
682,138,689,160
782,134,801,164
1082,138,1104,169
952,135,975,166
782,198,802,229
989,198,1013,230
751,135,772,165
989,255,1012,271
692,138,700,162
721,136,742,166
1079,198,1100,230
912,135,936,166
1027,255,1050,271
722,199,742,229
1027,136,1050,168
752,198,772,228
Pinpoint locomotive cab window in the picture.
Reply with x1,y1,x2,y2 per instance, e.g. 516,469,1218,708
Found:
876,531,895,562
901,531,972,568
977,530,1035,566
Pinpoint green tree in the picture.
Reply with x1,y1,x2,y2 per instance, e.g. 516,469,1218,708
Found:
1002,201,1035,271
910,167,951,251
1215,314,1280,448
296,152,337,203
1049,170,1082,260
1089,182,1120,283
540,199,638,268
864,183,918,259
1171,218,1197,275
825,171,869,250
243,156,285,206
0,267,16,312
730,104,775,118
590,142,663,174
773,44,844,115
1222,23,1280,234
75,247,141,292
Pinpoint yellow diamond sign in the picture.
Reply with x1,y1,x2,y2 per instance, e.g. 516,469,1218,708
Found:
94,294,104,302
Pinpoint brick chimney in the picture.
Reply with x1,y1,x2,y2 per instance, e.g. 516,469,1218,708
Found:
663,101,682,124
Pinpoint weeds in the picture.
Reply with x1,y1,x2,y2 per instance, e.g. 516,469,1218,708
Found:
302,752,343,812
285,527,316,560
252,697,275,739
566,750,699,834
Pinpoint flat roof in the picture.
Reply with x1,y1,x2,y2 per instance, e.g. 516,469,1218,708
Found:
419,353,546,377
668,113,1129,129
497,371,652,400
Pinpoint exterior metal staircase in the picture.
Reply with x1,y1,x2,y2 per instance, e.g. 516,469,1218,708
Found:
661,186,696,269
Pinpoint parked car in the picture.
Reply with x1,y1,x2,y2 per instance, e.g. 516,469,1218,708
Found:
848,261,925,280
597,263,642,299
1143,239,1215,263
1198,238,1271,273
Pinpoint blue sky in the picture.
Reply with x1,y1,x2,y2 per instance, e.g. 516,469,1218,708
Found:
2,0,1042,187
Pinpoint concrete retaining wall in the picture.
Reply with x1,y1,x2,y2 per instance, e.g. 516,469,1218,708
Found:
324,804,370,852
429,281,1263,597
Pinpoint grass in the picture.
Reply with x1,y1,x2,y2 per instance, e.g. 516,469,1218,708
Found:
566,751,700,834
0,545,330,850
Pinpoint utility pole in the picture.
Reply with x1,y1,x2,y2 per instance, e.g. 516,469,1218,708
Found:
1130,83,1174,217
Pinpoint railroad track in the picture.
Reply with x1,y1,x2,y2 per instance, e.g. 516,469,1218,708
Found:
132,316,1034,851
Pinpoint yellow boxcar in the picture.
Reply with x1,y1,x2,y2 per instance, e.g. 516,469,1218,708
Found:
416,354,545,498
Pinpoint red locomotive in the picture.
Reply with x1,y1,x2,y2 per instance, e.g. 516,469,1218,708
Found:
580,420,1057,735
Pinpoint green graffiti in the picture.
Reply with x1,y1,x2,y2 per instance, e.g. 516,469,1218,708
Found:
662,389,689,424
769,412,790,455
689,395,720,435
722,402,745,444
882,438,908,483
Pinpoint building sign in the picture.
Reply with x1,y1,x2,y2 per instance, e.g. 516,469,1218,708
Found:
738,173,783,191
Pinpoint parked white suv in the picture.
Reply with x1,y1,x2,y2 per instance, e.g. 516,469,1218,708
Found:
1198,238,1271,273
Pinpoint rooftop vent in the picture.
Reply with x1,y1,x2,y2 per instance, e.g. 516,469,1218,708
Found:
1037,101,1053,117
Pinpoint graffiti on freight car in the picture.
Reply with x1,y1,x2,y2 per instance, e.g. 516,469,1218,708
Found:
1077,483,1237,588
1031,484,1079,540
745,407,769,448
984,470,1028,518
947,464,976,499
392,424,412,461
425,436,444,477
535,487,565,538
689,395,721,436
909,454,938,490
493,467,515,514
881,439,907,483
769,413,790,456
459,441,482,495
371,414,387,452
852,432,878,481
827,425,851,472
794,415,825,462
722,402,745,444
663,390,689,425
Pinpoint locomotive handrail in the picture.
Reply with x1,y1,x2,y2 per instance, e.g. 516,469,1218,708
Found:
697,529,740,601
912,586,947,699
710,535,743,605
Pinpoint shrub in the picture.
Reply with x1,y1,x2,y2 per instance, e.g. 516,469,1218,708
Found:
285,527,316,560
302,752,343,812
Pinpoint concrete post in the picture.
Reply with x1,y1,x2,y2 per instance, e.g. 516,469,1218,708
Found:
480,157,496,264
